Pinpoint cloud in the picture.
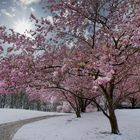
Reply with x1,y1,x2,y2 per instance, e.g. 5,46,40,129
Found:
30,7,35,12
11,7,16,12
1,9,15,18
17,0,41,6
2,1,7,5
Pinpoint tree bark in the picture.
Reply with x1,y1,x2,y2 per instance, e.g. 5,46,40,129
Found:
131,98,137,109
96,105,101,111
81,106,86,112
78,97,87,113
75,110,81,118
108,108,120,134
80,99,86,113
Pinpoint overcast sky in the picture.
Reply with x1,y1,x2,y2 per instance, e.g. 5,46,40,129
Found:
0,0,46,32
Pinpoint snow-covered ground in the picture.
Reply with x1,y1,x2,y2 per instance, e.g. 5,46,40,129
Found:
0,108,65,124
12,109,140,140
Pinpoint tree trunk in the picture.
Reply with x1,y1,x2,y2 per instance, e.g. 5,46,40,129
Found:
75,110,81,118
131,98,137,109
80,100,86,112
132,102,136,109
81,107,86,112
78,98,86,113
108,108,120,134
96,105,101,111
100,82,120,134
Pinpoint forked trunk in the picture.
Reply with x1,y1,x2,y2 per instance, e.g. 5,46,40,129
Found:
78,98,87,113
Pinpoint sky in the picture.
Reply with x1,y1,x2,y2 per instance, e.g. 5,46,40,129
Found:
0,0,46,34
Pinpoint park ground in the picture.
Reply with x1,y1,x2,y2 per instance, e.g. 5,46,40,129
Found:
0,109,139,140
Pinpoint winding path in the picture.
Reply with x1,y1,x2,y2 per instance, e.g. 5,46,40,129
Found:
0,115,61,140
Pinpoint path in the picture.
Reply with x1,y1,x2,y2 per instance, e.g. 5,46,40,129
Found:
0,115,61,140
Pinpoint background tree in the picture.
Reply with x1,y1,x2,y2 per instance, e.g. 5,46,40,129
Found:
39,0,140,134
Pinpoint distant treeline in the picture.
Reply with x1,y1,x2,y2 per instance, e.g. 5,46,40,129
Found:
0,92,61,111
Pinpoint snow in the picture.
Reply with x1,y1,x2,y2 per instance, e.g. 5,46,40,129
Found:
13,109,140,140
0,108,64,124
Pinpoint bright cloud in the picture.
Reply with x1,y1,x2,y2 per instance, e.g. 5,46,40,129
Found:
30,7,35,12
13,18,32,37
17,0,41,5
1,9,15,18
11,7,16,12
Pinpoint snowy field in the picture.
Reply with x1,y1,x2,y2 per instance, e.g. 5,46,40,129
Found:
0,108,65,124
11,109,140,140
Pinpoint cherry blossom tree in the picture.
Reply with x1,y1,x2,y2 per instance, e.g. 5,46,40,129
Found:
34,0,140,134
116,54,140,108
0,0,140,135
0,43,113,117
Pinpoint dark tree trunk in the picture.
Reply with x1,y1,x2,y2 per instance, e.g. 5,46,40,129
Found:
97,105,101,111
81,106,86,112
37,102,41,110
132,102,136,109
78,98,87,113
131,98,137,109
75,110,81,118
80,100,86,112
100,81,120,134
10,94,14,108
108,108,120,134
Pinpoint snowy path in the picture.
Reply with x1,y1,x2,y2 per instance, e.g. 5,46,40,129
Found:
0,115,62,140
13,110,140,140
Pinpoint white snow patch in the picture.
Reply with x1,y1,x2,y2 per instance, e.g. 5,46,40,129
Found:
13,109,140,140
0,108,65,124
